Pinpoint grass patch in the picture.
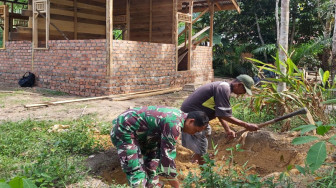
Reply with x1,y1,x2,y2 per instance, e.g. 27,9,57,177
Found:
33,88,69,96
0,116,105,187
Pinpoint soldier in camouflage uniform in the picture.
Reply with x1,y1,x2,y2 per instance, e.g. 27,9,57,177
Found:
111,106,209,188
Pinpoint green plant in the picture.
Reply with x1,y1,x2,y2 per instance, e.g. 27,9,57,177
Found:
99,122,112,135
0,176,37,188
182,144,291,187
290,36,331,69
55,121,102,154
247,50,332,129
292,121,336,173
0,117,104,187
309,167,336,187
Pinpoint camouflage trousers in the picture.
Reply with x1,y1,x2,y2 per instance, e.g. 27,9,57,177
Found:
111,122,161,187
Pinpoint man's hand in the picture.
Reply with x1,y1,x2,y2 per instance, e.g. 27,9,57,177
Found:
167,179,180,188
226,129,236,139
245,123,259,131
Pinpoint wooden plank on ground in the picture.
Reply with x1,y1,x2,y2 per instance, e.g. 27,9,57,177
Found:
24,87,183,108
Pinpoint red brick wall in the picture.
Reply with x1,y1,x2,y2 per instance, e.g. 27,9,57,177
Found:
111,40,213,93
0,40,213,96
0,40,109,96
33,40,109,96
0,41,32,84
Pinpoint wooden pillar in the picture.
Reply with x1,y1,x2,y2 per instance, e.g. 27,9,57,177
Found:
149,0,152,42
46,1,50,46
32,0,50,49
188,0,193,70
210,0,214,47
9,2,12,31
28,0,32,27
106,0,113,76
126,0,130,40
0,5,9,48
32,1,38,48
173,0,178,70
74,0,77,39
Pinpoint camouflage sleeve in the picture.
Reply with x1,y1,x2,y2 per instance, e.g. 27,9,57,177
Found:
157,115,182,178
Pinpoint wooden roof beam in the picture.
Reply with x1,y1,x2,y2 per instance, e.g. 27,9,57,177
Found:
228,0,240,13
181,0,240,13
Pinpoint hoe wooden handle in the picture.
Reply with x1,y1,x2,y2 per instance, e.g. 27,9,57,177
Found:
235,108,308,138
257,108,308,128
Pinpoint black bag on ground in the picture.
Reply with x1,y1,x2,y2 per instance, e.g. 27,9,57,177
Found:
18,72,36,87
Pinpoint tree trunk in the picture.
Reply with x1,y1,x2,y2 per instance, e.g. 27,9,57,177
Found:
289,9,296,47
322,10,332,72
255,13,268,63
278,0,290,92
332,0,336,89
276,0,280,47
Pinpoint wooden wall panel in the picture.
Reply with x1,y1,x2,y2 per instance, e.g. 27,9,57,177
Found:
113,0,126,16
151,0,173,43
129,0,149,42
29,0,173,42
33,0,106,40
129,0,173,44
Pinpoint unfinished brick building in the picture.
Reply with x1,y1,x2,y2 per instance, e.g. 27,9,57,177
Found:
0,0,240,96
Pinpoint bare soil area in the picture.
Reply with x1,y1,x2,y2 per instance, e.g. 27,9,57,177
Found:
0,83,317,187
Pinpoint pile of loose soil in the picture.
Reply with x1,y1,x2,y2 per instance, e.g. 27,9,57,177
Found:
87,119,308,186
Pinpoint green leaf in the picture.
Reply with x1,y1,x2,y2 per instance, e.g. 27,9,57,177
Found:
292,136,319,145
322,71,330,86
319,68,324,85
329,139,336,146
291,124,315,131
0,182,10,188
260,67,282,75
275,52,280,71
247,58,275,68
21,179,37,188
323,99,336,104
213,34,222,45
287,164,293,171
295,165,306,175
306,141,326,172
316,126,331,136
300,125,317,135
287,58,295,75
8,177,23,188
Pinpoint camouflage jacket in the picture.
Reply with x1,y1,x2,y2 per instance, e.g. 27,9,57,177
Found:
112,106,187,177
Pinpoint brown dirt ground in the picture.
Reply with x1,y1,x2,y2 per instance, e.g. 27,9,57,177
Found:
1,83,334,187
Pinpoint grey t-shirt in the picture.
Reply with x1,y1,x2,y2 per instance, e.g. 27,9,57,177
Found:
181,81,232,120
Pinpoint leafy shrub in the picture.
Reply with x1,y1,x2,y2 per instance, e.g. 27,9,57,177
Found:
0,176,37,188
292,121,336,173
247,51,334,129
55,122,102,154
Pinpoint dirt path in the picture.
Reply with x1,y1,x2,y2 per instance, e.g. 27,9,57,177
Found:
0,83,311,186
0,83,188,123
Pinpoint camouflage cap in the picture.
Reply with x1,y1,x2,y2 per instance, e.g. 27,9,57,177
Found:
236,74,254,95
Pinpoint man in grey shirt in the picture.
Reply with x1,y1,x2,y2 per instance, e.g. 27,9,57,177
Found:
181,74,259,164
